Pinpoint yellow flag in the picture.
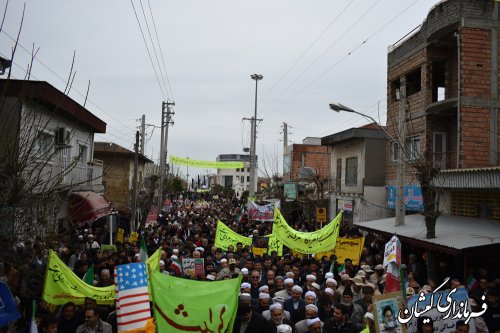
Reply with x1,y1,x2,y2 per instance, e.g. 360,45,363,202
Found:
43,250,115,305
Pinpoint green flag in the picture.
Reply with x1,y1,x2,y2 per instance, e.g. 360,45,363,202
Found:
82,264,94,286
152,272,242,332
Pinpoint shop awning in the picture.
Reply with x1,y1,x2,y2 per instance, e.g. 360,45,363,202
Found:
354,214,500,255
69,191,111,225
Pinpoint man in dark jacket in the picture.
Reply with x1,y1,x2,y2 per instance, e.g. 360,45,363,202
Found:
233,301,273,333
284,285,306,324
323,304,355,333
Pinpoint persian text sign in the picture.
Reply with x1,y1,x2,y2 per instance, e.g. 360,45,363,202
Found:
182,258,205,277
273,206,342,254
333,237,365,265
170,155,244,169
215,221,283,255
152,273,241,332
402,286,478,333
43,250,115,305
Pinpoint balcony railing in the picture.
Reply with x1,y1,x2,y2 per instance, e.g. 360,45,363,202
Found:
433,152,452,170
60,159,103,186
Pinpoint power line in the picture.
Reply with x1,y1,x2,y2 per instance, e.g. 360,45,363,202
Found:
260,0,382,117
261,0,419,119
138,0,171,100
146,0,174,100
129,0,168,100
0,30,139,136
258,0,356,106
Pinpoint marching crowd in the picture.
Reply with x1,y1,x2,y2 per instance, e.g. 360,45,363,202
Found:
0,192,499,333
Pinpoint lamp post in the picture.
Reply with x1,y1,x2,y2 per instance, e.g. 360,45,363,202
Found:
249,74,263,198
329,102,405,226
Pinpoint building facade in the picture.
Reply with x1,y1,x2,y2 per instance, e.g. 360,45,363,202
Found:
322,124,389,225
0,79,107,239
386,0,500,220
94,142,153,213
216,154,253,195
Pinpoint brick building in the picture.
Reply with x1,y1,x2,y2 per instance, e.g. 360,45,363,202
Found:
94,142,153,212
283,137,331,182
355,0,500,281
385,0,500,219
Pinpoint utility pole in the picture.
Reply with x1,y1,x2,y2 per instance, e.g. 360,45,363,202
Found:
131,131,139,232
283,122,288,154
249,74,263,198
396,76,406,226
140,115,145,155
158,101,175,211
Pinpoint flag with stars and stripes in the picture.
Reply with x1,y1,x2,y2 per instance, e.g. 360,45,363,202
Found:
115,262,152,332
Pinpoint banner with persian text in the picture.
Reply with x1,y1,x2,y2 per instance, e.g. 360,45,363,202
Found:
170,155,244,169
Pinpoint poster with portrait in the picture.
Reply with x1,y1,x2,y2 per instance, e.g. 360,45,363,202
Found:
373,291,406,333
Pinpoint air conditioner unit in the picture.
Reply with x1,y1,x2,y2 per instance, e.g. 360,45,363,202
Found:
56,127,70,146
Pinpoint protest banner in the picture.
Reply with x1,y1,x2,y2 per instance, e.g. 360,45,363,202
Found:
273,206,342,254
170,155,244,169
247,200,280,222
43,250,115,305
152,272,241,332
333,237,365,265
215,221,283,255
128,231,139,244
182,258,205,277
373,291,406,333
116,228,124,243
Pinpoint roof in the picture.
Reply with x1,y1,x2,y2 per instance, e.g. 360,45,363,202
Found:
94,142,153,163
354,214,500,255
321,124,386,146
0,79,106,133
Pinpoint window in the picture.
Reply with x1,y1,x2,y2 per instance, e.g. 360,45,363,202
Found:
79,144,88,164
36,130,54,159
345,157,358,186
390,142,399,162
335,159,342,191
247,176,250,182
391,78,401,102
406,68,421,96
433,132,447,168
241,176,244,183
405,137,420,160
247,168,250,172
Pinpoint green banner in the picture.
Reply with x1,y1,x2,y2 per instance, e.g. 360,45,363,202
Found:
43,250,115,305
152,272,241,332
273,206,342,254
215,220,283,256
170,155,244,169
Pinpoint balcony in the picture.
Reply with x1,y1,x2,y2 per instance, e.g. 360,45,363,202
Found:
60,159,103,187
433,152,452,170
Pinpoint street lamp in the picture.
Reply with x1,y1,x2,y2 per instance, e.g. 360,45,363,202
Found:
249,74,263,198
329,102,405,226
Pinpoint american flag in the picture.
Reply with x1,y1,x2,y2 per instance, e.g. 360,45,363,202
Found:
115,263,151,332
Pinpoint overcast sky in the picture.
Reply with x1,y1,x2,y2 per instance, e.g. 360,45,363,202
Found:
1,0,440,179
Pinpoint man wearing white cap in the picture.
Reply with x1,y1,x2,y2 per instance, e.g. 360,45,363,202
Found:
275,278,295,300
277,324,293,333
304,291,317,305
217,257,241,280
306,317,322,333
295,304,323,333
253,293,271,314
268,303,294,331
262,297,291,322
284,285,306,324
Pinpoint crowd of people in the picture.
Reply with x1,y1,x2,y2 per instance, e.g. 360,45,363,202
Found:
0,191,499,333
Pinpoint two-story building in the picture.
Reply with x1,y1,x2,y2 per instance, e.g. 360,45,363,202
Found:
0,79,108,240
216,154,253,195
321,124,390,225
93,142,153,213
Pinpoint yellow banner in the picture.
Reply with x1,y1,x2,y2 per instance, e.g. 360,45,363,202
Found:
129,231,139,244
273,206,342,254
170,155,244,169
116,228,124,243
333,237,365,265
43,250,115,305
215,221,283,256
